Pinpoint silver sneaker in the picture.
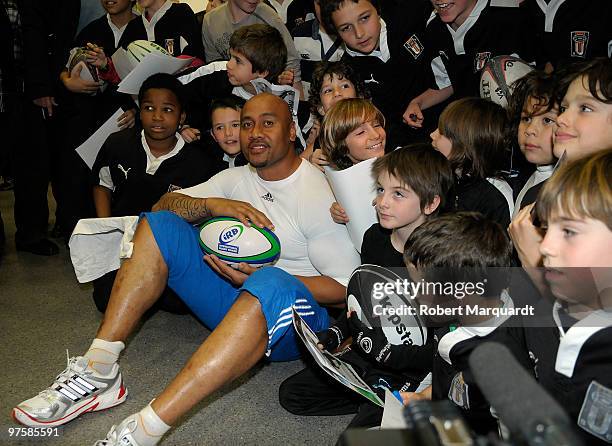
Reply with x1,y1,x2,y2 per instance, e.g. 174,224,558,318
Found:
13,352,127,427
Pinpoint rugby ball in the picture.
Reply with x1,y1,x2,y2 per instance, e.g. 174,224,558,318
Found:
67,47,100,83
199,217,281,267
479,55,533,108
347,264,427,347
126,40,170,65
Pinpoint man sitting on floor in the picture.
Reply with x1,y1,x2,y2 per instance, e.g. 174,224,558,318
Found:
13,93,360,446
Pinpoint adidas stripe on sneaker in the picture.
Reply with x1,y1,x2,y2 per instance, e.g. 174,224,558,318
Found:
13,354,127,427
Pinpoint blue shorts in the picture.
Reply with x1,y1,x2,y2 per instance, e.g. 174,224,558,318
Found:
144,211,329,361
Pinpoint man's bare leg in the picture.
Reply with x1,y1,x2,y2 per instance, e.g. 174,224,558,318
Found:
97,218,169,342
151,292,268,425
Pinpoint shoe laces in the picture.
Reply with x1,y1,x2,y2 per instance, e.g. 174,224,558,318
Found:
38,351,92,403
93,416,138,446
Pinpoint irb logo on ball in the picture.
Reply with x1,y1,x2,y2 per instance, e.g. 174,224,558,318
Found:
199,217,281,267
218,225,244,254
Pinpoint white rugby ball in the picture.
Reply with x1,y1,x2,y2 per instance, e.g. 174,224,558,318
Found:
199,217,281,267
347,264,427,346
126,40,170,65
480,55,533,108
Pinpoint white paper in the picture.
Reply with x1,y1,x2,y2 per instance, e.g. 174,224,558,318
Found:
117,53,193,94
381,389,408,429
292,309,384,407
324,158,378,253
111,48,134,81
75,108,123,169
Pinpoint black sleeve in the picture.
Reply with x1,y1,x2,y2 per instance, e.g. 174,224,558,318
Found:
176,3,205,60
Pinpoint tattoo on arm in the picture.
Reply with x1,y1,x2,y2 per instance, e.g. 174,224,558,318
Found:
156,193,210,222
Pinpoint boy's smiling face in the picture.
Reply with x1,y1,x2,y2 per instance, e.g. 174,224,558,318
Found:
140,88,184,146
331,0,381,55
345,117,385,164
554,75,612,160
211,107,242,157
431,0,477,29
226,49,268,87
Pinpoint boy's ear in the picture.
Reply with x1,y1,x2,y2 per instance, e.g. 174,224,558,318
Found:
423,195,441,216
210,128,219,143
180,111,186,126
254,70,269,80
289,120,296,142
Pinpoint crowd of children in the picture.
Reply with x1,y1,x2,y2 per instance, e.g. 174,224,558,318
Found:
3,0,611,444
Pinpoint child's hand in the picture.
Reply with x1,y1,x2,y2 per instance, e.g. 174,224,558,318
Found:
306,120,321,146
316,326,347,352
63,64,103,94
330,201,349,224
508,203,543,267
180,126,201,142
117,109,136,129
277,69,295,86
309,148,329,172
85,42,108,69
403,101,424,128
399,386,432,406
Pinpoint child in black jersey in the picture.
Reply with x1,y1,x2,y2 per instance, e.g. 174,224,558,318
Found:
528,149,612,445
401,212,532,436
430,97,514,227
321,0,432,147
92,73,223,218
90,74,224,313
119,0,204,59
507,70,558,215
178,24,288,141
279,144,452,431
520,0,612,71
56,0,138,236
405,0,532,130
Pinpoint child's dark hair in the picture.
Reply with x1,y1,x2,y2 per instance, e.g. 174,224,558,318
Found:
209,96,246,118
404,212,512,297
371,144,453,217
309,61,370,116
138,73,186,111
321,0,380,36
507,70,557,142
229,24,287,83
438,97,508,179
554,57,612,106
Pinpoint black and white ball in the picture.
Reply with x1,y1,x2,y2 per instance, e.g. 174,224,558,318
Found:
67,47,100,83
347,264,427,346
480,55,534,108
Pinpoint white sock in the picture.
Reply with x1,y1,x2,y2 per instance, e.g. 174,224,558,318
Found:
131,403,171,446
84,338,125,375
